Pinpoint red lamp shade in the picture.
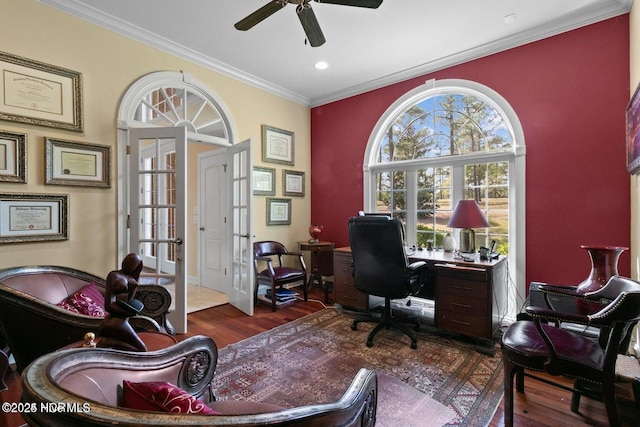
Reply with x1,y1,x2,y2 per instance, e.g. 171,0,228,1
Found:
447,200,489,253
447,200,489,229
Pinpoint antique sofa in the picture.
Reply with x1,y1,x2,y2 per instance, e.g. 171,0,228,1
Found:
0,264,172,372
21,335,378,427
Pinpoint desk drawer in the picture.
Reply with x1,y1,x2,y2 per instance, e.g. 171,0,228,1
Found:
436,277,489,301
333,251,368,311
437,306,489,339
435,264,489,282
335,283,368,310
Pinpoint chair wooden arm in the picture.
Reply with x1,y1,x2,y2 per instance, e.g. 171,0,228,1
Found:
255,256,277,277
525,306,590,326
281,252,308,271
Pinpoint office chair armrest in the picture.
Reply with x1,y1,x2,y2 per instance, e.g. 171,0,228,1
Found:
407,261,427,273
525,305,590,325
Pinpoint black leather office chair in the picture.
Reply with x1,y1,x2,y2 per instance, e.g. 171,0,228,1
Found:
347,216,427,349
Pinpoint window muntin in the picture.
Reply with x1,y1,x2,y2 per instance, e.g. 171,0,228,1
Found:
135,87,229,140
378,93,513,163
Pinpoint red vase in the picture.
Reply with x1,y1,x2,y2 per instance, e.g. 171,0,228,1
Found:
308,225,323,243
576,245,627,293
576,245,627,314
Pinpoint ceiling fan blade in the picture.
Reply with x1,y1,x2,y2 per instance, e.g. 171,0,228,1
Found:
235,1,286,31
298,6,326,47
314,0,383,8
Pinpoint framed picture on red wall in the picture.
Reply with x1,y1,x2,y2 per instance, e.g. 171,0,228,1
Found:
627,82,640,174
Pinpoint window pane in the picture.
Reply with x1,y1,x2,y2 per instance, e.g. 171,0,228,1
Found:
416,167,451,247
464,162,509,253
378,93,513,163
375,171,406,223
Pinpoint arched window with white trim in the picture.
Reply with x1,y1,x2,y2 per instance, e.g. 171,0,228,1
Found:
363,79,526,317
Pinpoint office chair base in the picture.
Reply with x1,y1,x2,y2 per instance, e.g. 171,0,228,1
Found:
350,303,420,350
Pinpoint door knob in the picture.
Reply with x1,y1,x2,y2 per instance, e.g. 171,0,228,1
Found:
171,237,184,245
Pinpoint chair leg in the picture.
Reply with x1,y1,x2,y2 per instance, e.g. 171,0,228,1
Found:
632,379,640,427
271,282,276,312
0,349,8,391
602,377,621,427
503,358,519,427
570,379,584,413
303,276,308,302
515,369,524,393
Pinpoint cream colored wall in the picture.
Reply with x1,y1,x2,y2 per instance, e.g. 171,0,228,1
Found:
0,0,311,278
631,2,640,281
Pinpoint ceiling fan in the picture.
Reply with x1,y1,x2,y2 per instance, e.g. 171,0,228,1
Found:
234,0,383,47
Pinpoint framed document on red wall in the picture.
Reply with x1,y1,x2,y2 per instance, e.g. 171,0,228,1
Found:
627,82,640,174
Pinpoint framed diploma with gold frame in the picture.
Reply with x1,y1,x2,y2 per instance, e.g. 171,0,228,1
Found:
0,51,83,132
45,138,111,188
0,193,69,243
0,130,27,183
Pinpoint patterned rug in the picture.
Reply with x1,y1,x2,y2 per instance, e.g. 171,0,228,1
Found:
213,308,504,426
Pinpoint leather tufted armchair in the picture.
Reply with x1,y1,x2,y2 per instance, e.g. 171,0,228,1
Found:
21,335,378,427
0,264,172,372
501,275,640,427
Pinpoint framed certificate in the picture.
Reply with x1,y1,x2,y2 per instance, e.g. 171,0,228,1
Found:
283,169,305,197
45,138,111,187
253,166,276,196
0,130,27,183
266,197,291,226
0,51,83,131
0,193,69,243
262,125,294,165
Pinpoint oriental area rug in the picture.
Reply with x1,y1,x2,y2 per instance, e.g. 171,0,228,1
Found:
213,308,504,426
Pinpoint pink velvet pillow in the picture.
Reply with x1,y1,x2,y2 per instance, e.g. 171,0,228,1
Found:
56,283,107,317
122,381,220,415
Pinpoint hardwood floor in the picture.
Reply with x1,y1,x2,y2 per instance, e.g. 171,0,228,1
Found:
1,287,638,426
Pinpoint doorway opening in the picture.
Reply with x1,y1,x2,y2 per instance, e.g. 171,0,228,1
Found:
117,71,250,333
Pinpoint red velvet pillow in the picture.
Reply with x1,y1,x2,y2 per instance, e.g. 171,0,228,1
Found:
56,283,107,317
122,381,220,415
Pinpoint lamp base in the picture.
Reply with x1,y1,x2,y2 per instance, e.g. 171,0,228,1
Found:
459,228,476,253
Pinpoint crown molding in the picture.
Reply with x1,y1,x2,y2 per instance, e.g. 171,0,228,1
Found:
40,0,632,109
38,0,312,106
310,0,633,107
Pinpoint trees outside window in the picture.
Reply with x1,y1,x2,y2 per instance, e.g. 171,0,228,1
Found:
364,79,525,317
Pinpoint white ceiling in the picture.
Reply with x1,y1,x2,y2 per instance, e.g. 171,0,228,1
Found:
41,0,633,107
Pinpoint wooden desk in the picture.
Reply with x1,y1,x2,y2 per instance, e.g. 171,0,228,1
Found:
333,247,507,341
299,241,335,303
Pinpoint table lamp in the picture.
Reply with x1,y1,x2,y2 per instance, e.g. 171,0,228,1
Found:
447,200,489,253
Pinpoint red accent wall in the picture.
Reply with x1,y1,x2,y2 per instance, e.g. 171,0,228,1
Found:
310,16,631,290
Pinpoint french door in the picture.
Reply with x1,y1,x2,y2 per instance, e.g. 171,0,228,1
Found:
227,139,253,315
129,127,187,333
